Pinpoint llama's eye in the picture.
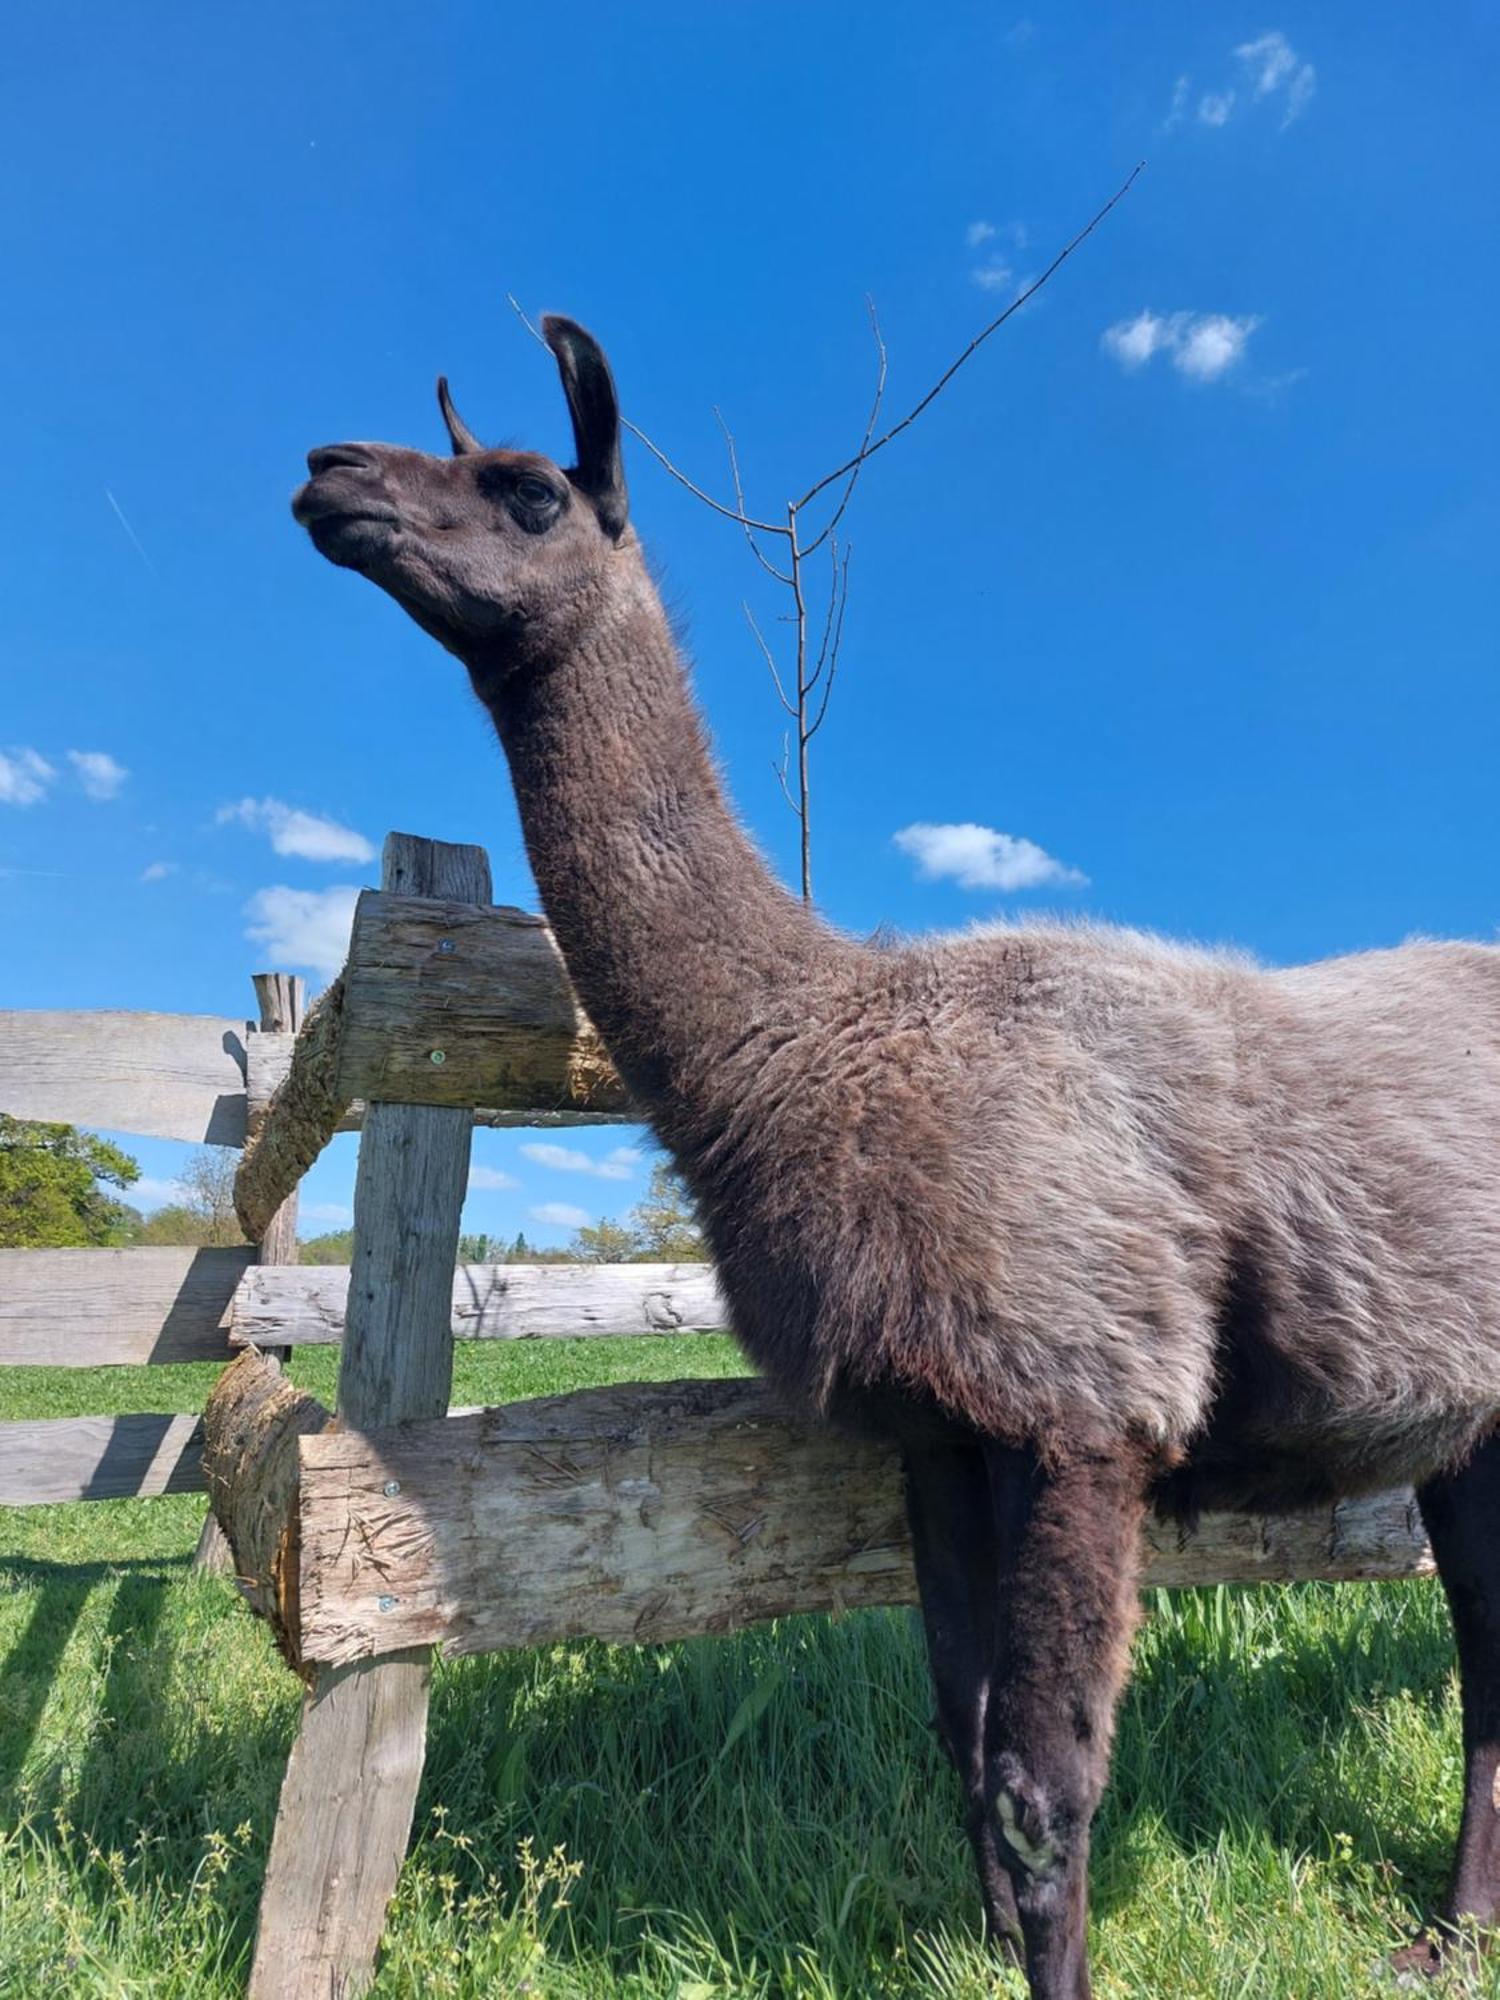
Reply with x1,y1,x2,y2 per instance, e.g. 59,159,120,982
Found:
514,475,559,510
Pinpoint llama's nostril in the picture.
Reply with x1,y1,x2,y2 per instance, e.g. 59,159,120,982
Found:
307,444,375,476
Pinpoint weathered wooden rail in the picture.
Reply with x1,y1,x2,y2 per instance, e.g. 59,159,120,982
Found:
0,826,1446,1997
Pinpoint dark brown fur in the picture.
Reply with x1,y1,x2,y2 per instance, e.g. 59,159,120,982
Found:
293,317,1500,1995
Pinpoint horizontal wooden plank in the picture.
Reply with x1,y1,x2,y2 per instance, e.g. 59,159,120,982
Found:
0,1246,255,1366
0,1413,204,1504
291,1378,1437,1670
336,893,630,1116
231,1261,727,1348
0,1010,252,1145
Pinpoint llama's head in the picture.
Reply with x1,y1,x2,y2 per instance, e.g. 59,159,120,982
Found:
292,316,632,677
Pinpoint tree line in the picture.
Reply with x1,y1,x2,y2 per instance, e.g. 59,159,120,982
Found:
0,1114,705,1264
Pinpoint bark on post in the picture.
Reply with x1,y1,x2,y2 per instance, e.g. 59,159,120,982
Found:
195,970,306,1574
246,835,485,2000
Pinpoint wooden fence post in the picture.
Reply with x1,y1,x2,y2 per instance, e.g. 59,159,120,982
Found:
194,971,306,1575
246,836,486,2000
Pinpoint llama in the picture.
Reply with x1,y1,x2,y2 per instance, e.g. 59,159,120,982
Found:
293,317,1500,1997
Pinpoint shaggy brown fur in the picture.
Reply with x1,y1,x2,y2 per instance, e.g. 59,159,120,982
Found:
293,318,1500,1996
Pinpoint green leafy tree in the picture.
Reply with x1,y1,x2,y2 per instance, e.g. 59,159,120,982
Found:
631,1163,707,1260
0,1114,140,1247
298,1228,356,1266
570,1217,644,1263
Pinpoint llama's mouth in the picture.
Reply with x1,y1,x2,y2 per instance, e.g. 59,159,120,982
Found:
292,480,400,568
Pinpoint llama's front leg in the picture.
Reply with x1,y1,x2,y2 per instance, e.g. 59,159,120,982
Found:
902,1435,1023,1958
981,1441,1148,2000
1394,1432,1500,1975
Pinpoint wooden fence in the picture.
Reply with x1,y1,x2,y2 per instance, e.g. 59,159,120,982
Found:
0,829,1439,1998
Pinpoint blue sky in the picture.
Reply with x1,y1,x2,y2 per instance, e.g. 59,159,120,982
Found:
3,4,1496,1243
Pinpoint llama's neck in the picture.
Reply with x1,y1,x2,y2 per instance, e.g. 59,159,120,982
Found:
485,564,836,1143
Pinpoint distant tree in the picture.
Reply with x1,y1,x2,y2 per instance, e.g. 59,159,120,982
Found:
570,1217,643,1263
631,1163,707,1260
132,1145,247,1246
457,1231,494,1263
562,1161,708,1264
298,1228,356,1266
0,1114,140,1247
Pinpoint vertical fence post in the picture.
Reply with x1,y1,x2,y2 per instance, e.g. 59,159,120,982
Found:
193,970,307,1575
247,834,487,2000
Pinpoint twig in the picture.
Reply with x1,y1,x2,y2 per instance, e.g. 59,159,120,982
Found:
794,162,1144,511
744,603,796,718
715,407,792,582
800,300,887,560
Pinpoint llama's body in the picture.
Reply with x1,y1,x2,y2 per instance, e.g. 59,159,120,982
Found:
294,317,1500,1994
679,922,1500,1511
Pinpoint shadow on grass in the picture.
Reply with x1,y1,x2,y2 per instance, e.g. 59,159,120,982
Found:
0,1555,293,1984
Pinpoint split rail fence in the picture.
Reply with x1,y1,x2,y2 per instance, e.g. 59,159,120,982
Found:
0,830,1439,1997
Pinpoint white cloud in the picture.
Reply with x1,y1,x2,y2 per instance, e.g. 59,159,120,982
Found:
529,1201,591,1231
1175,32,1314,137
218,796,375,865
1101,310,1171,371
971,259,1016,294
1101,310,1261,383
0,748,55,807
468,1164,520,1191
894,822,1086,893
128,1175,186,1212
244,884,361,981
520,1142,643,1182
1236,30,1298,96
141,861,177,883
67,749,127,800
966,220,996,248
302,1201,353,1226
1173,313,1262,381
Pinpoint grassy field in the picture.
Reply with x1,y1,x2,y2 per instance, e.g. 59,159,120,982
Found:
0,1337,1492,1997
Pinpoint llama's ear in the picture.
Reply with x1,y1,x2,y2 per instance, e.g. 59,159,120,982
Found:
541,314,628,540
436,376,482,456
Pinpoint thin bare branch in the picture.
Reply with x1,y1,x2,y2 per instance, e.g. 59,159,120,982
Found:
773,735,800,817
744,603,797,717
806,534,843,693
809,546,852,738
800,298,888,559
715,408,793,582
793,162,1145,512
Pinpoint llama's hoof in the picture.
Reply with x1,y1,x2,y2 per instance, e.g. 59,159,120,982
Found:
1385,1933,1445,1984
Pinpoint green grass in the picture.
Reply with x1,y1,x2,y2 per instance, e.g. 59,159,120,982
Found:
0,1338,1492,1996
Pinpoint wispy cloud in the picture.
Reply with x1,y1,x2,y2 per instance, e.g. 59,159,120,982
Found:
519,1142,643,1182
141,861,178,883
218,797,375,865
1101,310,1262,384
68,749,128,800
469,1164,520,1191
302,1201,353,1226
963,219,1032,298
128,1175,186,1212
529,1201,591,1231
0,748,55,807
1169,30,1315,134
104,487,158,577
894,822,1086,893
244,884,361,981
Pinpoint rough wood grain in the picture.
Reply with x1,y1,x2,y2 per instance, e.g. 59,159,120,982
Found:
0,1009,251,1144
0,1413,205,1503
231,1260,726,1349
248,833,487,2000
233,976,349,1242
334,891,630,1117
201,1350,331,1665
0,1246,254,1367
289,1378,1436,1670
198,975,309,1576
